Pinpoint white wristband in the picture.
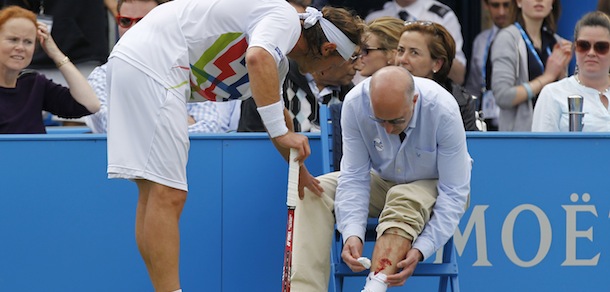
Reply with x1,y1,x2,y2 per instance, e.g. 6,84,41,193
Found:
257,100,289,138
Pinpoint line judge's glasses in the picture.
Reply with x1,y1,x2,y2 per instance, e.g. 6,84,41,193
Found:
575,40,610,55
116,15,143,28
369,115,407,125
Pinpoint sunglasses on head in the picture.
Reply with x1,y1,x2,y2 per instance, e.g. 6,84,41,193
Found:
575,40,610,55
489,2,510,8
403,20,440,36
116,15,143,28
369,115,406,125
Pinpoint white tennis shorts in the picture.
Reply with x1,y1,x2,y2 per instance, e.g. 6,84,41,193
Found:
106,58,189,191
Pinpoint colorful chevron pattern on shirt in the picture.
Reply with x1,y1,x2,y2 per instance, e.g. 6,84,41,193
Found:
189,33,250,102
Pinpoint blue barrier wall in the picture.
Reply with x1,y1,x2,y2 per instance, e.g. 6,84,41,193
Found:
1,132,609,291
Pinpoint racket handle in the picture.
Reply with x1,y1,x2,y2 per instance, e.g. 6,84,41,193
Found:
287,148,299,207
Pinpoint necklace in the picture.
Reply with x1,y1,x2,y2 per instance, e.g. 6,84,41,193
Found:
574,74,610,96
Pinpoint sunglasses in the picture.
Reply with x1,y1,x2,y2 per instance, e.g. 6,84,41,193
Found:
575,40,610,55
403,20,440,36
116,15,143,28
489,2,510,8
369,115,407,125
404,20,435,27
361,47,387,56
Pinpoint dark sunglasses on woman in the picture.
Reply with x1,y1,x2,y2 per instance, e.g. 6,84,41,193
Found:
575,40,610,55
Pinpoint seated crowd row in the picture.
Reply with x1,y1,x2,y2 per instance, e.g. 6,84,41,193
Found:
1,0,609,134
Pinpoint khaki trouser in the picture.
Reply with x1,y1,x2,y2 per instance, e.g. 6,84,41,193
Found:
291,171,438,292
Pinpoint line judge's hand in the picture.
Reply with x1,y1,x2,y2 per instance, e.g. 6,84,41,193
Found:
386,248,423,287
274,131,311,162
342,236,366,273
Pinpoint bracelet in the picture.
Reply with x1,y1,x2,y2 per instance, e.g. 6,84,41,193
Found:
257,100,289,138
522,82,534,100
55,56,70,68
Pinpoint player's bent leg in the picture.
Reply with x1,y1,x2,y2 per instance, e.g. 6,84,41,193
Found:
291,171,339,291
141,181,187,292
135,180,153,279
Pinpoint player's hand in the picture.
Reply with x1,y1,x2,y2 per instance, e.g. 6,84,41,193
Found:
386,248,423,287
274,132,310,162
298,165,323,199
342,236,366,272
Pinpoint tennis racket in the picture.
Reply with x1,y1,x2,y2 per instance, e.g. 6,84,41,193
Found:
281,148,300,292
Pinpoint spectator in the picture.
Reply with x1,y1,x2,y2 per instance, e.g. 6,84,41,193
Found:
533,11,610,132
490,0,572,131
365,0,467,85
359,17,404,78
105,2,365,291
85,0,222,134
0,6,99,134
397,21,479,131
216,100,242,132
290,66,471,292
465,0,512,131
2,0,109,85
238,56,360,133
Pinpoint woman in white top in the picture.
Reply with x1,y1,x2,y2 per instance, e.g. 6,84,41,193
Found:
533,11,610,132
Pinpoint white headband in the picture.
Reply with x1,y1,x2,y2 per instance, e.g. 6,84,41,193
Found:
299,7,356,61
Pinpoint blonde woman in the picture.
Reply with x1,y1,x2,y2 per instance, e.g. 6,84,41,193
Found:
359,17,404,77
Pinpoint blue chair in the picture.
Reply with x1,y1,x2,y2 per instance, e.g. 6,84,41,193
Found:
319,104,333,173
319,103,342,173
319,104,460,292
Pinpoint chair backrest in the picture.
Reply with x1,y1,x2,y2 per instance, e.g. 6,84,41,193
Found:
329,103,343,171
319,103,343,174
319,104,332,174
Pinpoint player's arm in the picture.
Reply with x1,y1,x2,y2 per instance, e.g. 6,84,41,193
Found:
246,47,321,196
246,46,311,162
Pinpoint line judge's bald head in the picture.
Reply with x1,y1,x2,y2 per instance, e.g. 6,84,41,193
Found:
370,66,415,106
